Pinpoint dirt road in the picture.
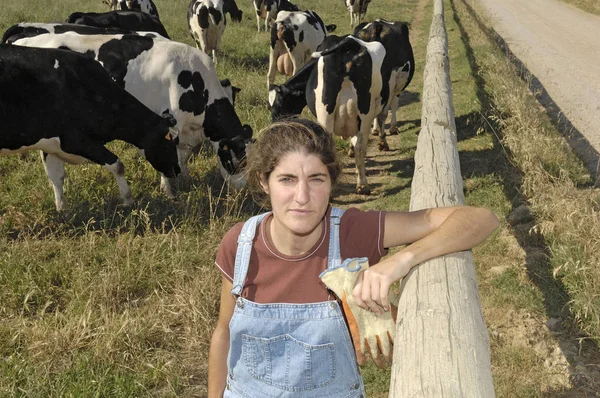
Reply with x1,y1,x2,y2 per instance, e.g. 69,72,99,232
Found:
474,0,600,175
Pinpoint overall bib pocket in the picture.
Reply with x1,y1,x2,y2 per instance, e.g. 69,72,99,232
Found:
242,334,336,392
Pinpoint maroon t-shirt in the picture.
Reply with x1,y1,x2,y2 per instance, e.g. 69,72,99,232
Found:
215,207,388,303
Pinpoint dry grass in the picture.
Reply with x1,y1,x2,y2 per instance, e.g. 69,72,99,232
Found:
454,0,600,394
559,0,600,15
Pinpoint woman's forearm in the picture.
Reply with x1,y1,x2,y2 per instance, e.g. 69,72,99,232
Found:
354,207,499,312
398,206,499,272
207,326,230,398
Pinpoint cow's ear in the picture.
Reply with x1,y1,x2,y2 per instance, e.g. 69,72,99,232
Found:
233,86,241,94
326,24,337,33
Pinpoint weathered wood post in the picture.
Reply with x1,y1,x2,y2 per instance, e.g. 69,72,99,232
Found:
388,0,495,396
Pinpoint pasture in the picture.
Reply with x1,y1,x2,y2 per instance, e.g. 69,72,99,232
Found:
1,0,599,396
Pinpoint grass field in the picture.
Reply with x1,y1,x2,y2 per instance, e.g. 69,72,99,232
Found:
1,0,599,396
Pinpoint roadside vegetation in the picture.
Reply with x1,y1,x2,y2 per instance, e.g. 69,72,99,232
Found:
1,0,599,396
559,0,600,16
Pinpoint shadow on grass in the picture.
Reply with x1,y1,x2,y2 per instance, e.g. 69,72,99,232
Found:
452,0,600,395
0,164,263,241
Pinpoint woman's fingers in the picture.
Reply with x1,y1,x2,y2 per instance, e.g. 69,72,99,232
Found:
353,269,390,315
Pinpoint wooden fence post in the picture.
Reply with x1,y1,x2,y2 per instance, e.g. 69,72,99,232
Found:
388,0,495,396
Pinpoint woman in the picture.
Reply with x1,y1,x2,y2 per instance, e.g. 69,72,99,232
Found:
208,118,499,397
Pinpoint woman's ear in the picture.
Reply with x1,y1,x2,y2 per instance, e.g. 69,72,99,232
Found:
259,175,270,194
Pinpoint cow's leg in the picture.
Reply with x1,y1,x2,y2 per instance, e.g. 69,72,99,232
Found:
291,51,304,77
161,146,191,198
389,95,399,135
103,159,134,206
60,138,134,206
372,114,381,136
267,45,280,87
41,151,67,211
348,137,356,158
354,120,371,195
377,112,390,151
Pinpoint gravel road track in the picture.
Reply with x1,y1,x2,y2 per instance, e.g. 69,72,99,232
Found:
474,0,600,175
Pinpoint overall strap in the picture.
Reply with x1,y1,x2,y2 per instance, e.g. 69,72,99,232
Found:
327,207,345,270
231,212,270,296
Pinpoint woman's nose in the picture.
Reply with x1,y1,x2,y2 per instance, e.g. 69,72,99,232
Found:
294,180,309,204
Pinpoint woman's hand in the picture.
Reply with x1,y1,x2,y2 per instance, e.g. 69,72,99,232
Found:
351,255,409,314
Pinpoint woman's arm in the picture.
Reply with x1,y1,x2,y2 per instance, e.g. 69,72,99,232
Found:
207,277,236,398
353,206,499,313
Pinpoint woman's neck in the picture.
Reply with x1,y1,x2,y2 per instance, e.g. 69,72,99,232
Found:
267,216,325,256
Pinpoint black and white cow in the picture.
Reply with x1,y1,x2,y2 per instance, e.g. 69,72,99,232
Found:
1,22,166,44
223,0,243,22
188,0,226,65
253,0,299,32
345,0,371,26
267,10,336,87
354,19,414,150
220,78,241,106
0,44,180,210
9,32,253,197
268,35,385,194
65,10,170,39
103,0,160,18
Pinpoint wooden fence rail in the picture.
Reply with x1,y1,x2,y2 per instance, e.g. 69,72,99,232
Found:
388,0,495,396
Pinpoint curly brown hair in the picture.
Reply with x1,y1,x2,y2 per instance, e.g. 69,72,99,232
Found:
246,118,342,208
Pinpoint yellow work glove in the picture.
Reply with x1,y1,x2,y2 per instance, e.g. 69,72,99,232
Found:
319,258,398,368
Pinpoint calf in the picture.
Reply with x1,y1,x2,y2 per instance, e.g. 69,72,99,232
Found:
65,10,170,39
11,32,252,196
345,0,371,26
223,0,243,22
0,44,180,211
267,10,336,87
268,35,385,194
1,22,165,44
253,0,299,32
188,0,226,65
103,0,160,18
354,19,414,151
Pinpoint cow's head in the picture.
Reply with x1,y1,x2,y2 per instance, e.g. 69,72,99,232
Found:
142,114,181,178
216,124,253,189
268,84,305,122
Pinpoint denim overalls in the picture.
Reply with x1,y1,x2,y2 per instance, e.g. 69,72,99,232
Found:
224,207,366,397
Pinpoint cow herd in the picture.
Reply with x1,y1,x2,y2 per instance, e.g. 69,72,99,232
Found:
0,0,415,210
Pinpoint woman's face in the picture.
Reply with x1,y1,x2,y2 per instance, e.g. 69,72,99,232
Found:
261,151,332,238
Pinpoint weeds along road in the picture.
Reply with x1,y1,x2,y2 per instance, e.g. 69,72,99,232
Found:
473,0,600,175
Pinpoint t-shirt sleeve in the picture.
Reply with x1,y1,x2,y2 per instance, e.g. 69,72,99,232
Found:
214,222,245,283
339,207,388,265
